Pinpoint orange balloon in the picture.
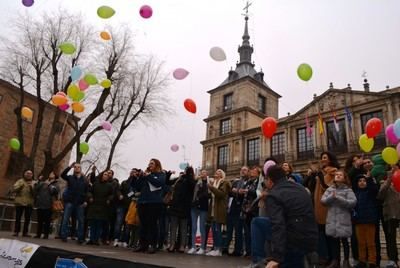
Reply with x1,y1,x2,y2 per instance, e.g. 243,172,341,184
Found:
184,98,196,114
71,102,85,113
100,31,111,41
52,95,68,106
21,107,33,120
261,117,277,138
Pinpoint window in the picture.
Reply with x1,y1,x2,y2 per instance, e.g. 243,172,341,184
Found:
271,132,285,162
217,145,229,170
0,94,3,104
297,128,314,160
247,138,260,166
258,95,266,114
223,93,233,111
360,110,386,148
327,119,347,153
220,118,231,135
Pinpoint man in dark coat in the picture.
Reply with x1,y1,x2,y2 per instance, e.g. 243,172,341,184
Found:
264,165,318,268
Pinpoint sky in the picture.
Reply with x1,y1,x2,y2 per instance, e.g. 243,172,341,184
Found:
1,0,400,179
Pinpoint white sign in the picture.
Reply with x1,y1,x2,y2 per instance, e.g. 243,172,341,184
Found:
0,239,39,268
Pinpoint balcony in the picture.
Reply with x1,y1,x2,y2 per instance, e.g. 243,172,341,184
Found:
297,150,315,161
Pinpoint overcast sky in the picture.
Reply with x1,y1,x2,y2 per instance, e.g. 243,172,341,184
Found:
1,0,399,179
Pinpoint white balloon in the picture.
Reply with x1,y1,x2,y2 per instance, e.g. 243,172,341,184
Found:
209,46,226,61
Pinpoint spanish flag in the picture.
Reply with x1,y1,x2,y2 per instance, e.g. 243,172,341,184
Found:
318,112,324,135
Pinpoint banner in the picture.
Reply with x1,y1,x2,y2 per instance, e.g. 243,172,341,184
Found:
0,239,39,268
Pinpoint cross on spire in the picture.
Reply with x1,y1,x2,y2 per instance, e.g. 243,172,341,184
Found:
243,1,252,16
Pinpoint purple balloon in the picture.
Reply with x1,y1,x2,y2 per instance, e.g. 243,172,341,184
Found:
170,144,179,152
59,104,70,111
139,5,153,19
386,124,399,145
263,160,276,177
22,0,34,7
173,68,189,80
101,121,112,131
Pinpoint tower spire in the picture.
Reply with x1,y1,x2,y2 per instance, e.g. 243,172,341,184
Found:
238,1,254,66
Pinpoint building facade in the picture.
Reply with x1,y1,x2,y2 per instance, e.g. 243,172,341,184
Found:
201,16,400,179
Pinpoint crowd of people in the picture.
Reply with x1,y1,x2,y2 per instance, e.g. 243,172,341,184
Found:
8,152,400,268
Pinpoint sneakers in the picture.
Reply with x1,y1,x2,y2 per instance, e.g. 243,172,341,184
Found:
196,248,205,255
206,249,222,257
121,242,128,248
187,248,197,254
113,239,119,247
386,261,399,268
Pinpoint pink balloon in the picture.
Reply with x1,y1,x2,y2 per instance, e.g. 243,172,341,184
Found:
263,160,276,177
397,143,400,158
170,144,179,152
140,5,153,19
78,79,89,91
101,121,112,131
386,124,399,145
173,68,189,80
59,104,70,111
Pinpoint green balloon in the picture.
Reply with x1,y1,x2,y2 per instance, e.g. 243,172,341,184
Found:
79,142,89,154
59,42,76,55
297,63,313,81
9,138,20,151
75,91,85,102
84,74,98,85
97,6,115,19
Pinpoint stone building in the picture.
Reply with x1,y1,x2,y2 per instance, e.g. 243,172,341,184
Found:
0,79,74,198
201,16,400,179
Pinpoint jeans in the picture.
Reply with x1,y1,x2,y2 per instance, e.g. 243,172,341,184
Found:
36,208,52,237
212,222,222,250
90,219,106,242
14,206,33,235
191,208,208,249
169,216,188,248
251,217,271,263
60,202,85,241
113,207,127,241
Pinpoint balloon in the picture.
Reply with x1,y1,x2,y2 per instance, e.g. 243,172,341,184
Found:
67,84,80,100
179,162,188,170
170,144,179,152
56,91,67,97
209,47,226,61
75,91,85,102
184,98,197,114
79,142,89,154
84,74,98,85
263,160,276,177
297,63,313,81
59,104,70,111
386,124,399,145
100,31,111,41
71,102,85,113
97,6,115,19
59,42,76,55
78,79,89,91
9,138,20,151
52,95,68,106
21,107,33,120
139,5,153,19
392,170,400,192
397,143,400,158
261,117,277,139
70,66,82,81
101,121,112,131
358,134,374,153
173,68,189,80
382,147,398,165
365,118,383,138
22,0,34,7
100,79,112,88
393,119,400,139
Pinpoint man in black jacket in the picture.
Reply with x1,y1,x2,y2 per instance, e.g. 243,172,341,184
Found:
264,165,318,268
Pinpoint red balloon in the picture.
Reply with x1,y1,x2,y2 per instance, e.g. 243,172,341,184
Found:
392,170,400,192
365,118,383,138
184,98,196,114
261,117,277,138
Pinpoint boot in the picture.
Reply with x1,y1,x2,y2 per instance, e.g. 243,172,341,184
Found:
342,259,352,268
326,259,339,268
367,263,376,268
353,262,366,268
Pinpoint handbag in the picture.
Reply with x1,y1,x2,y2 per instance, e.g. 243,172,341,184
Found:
52,200,64,212
125,200,140,226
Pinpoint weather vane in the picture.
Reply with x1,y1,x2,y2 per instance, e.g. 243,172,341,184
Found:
243,1,252,16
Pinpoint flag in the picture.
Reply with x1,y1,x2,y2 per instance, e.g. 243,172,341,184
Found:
318,112,324,135
332,111,340,132
305,114,312,137
345,106,353,129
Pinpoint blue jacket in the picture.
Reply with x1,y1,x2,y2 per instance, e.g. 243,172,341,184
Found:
353,177,379,224
61,167,89,205
137,172,166,204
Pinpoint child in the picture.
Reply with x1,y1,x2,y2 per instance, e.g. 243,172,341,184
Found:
352,174,379,268
321,169,357,268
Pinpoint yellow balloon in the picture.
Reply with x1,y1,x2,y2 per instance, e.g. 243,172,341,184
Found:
71,102,85,113
67,84,80,99
21,107,33,120
382,147,398,165
100,79,112,88
358,134,374,153
52,95,68,106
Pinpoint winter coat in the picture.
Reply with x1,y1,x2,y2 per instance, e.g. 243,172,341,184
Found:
13,178,34,207
208,179,231,224
87,180,114,220
353,177,379,224
265,179,318,264
191,179,209,211
377,176,400,221
241,178,259,220
168,174,196,218
120,176,138,209
137,172,166,204
321,184,357,238
314,166,337,224
61,167,89,205
34,180,58,209
228,178,246,215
